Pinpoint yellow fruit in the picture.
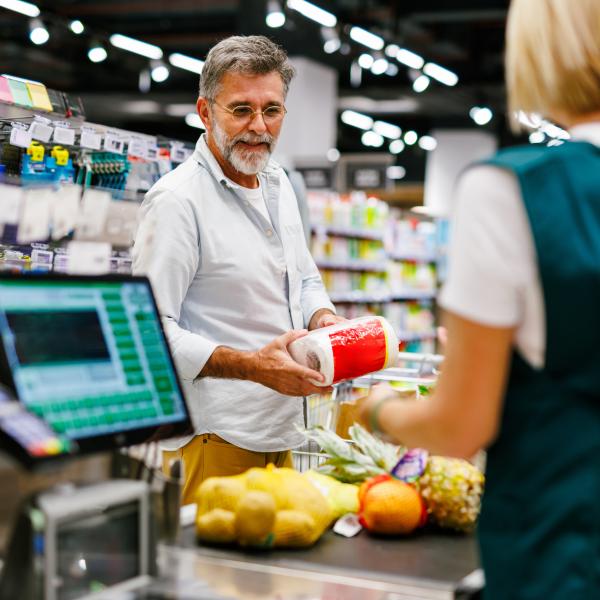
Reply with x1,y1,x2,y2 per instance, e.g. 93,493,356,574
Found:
196,508,236,543
273,510,317,547
235,491,277,545
360,476,425,535
303,470,360,520
245,467,290,510
197,476,246,516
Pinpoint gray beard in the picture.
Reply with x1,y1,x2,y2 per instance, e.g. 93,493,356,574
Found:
211,117,278,175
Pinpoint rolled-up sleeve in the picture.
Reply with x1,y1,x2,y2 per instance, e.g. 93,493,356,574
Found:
132,187,218,380
298,245,336,327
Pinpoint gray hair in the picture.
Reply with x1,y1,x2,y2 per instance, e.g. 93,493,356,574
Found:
199,35,297,101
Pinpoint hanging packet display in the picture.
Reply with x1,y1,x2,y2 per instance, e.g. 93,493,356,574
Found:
288,316,399,386
0,76,14,104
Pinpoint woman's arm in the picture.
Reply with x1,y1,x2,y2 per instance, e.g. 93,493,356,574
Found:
358,311,515,459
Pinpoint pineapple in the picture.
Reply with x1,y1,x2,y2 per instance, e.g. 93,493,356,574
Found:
417,456,484,532
297,423,485,532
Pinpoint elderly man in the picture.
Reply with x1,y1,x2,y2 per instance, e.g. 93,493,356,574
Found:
133,35,344,504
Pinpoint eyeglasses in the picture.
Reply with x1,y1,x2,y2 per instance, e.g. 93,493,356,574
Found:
214,100,287,125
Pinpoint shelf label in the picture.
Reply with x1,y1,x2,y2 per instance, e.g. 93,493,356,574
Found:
80,130,101,150
10,125,32,148
30,120,53,143
104,134,124,154
144,141,159,161
53,124,75,146
128,136,146,158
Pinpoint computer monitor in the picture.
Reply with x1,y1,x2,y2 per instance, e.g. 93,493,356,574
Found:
0,274,192,465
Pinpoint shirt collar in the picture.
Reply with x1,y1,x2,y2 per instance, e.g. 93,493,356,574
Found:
568,122,600,147
193,133,282,189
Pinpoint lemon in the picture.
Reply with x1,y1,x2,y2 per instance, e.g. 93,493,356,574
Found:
196,508,236,543
274,510,317,547
235,490,277,545
197,475,246,516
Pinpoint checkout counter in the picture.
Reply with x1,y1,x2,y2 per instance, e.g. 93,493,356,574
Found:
0,274,483,600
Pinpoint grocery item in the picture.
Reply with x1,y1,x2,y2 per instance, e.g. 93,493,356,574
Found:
358,474,427,535
303,470,360,520
418,456,484,532
289,316,399,386
195,465,332,547
298,423,484,532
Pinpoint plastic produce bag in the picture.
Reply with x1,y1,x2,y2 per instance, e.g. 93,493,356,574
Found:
289,316,399,386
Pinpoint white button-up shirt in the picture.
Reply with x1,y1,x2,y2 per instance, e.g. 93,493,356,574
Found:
132,134,335,452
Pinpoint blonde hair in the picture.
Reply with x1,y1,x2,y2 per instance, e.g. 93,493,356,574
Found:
506,0,600,128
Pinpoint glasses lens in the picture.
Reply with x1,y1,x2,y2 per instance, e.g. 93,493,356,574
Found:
263,107,285,123
231,107,254,122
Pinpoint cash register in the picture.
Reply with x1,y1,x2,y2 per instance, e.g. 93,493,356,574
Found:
0,274,192,600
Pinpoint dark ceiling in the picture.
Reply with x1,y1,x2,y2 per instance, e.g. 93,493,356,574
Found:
0,0,521,175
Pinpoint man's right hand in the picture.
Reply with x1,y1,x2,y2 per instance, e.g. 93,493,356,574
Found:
199,329,334,397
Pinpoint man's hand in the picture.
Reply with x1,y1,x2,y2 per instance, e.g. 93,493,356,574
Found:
199,329,333,397
308,308,348,331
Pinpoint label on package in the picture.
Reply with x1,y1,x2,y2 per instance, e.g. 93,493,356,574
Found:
128,136,146,158
30,121,53,143
391,448,429,483
0,184,23,224
17,189,53,243
333,513,363,538
80,127,101,150
10,126,32,148
75,189,111,239
67,241,111,275
52,185,82,240
53,125,75,146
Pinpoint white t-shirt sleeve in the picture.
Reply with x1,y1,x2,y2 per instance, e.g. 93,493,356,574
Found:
438,165,540,329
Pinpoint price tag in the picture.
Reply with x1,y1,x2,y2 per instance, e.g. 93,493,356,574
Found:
128,136,147,158
171,146,187,163
80,126,101,150
75,189,111,240
104,135,124,154
52,184,82,240
0,184,23,224
333,513,363,538
10,125,32,148
53,122,75,146
67,241,111,275
17,188,53,243
144,142,159,161
30,121,53,143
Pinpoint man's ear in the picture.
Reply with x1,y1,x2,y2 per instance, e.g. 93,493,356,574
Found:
197,97,212,133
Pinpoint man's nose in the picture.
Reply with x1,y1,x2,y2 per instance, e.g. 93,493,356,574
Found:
248,112,267,135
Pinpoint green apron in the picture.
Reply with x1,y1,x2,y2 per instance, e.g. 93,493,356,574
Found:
479,141,600,600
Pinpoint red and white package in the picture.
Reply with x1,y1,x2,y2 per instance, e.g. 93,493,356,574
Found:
288,316,399,386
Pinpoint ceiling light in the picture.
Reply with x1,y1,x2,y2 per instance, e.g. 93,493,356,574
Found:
389,139,405,154
372,120,401,139
350,60,361,88
385,63,398,76
88,46,107,62
423,62,458,86
362,131,384,147
29,18,48,45
404,131,418,145
529,131,545,144
396,49,424,70
165,103,197,116
470,107,492,125
70,20,84,34
358,54,374,69
349,26,384,50
287,0,336,27
385,44,399,58
110,34,163,59
371,58,389,75
185,113,205,129
327,148,340,162
266,12,285,27
324,39,341,53
151,65,170,82
0,0,39,17
341,110,373,130
387,166,406,179
413,75,430,93
169,53,204,74
418,135,437,151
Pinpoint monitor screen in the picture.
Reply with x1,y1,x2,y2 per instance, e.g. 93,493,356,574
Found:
0,275,191,460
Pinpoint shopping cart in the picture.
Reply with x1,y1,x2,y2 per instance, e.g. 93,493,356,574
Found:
292,351,444,473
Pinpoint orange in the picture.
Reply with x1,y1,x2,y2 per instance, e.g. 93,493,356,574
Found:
359,476,426,535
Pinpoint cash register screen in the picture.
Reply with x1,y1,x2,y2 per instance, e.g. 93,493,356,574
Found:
0,277,189,453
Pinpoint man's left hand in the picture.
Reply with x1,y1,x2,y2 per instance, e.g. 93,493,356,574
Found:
308,308,348,331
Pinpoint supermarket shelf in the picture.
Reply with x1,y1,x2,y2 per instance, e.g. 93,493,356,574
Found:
391,291,437,300
397,330,437,341
311,225,385,241
389,252,438,263
328,291,391,303
315,259,387,271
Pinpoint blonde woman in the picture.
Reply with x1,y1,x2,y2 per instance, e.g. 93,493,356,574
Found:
359,0,600,598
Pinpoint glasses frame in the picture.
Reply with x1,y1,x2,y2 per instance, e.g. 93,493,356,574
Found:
213,100,287,124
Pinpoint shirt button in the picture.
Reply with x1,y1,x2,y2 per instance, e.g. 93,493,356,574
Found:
266,230,273,237
244,200,249,205
282,267,287,274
